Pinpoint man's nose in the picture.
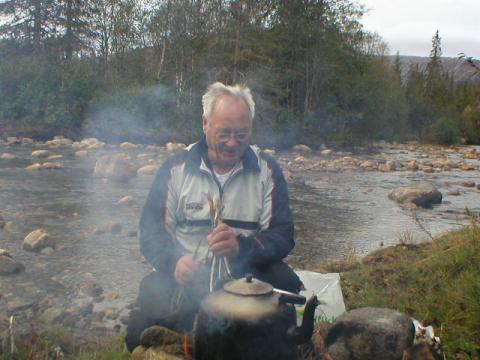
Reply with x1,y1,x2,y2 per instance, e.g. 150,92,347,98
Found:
225,136,239,147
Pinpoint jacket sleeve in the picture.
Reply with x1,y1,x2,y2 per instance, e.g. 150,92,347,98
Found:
139,156,185,276
237,155,294,265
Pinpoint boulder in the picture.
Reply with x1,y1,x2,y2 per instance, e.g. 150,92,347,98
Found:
321,149,333,156
31,150,53,158
94,154,137,182
325,307,414,360
292,144,312,154
0,252,25,275
388,182,442,208
137,165,159,176
23,229,55,252
166,142,186,153
1,153,16,160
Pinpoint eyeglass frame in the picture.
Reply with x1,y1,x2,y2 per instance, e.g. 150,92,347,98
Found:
214,129,251,143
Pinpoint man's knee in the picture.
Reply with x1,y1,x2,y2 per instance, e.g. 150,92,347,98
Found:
251,261,303,293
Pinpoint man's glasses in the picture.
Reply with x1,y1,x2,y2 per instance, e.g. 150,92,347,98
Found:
214,130,250,143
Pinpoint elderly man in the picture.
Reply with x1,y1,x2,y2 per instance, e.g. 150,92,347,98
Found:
125,82,302,351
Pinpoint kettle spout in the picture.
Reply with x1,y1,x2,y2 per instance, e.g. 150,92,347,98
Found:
287,295,319,345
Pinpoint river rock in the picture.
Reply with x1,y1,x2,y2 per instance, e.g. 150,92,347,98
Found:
1,153,16,160
26,163,42,171
6,137,20,145
292,144,312,154
461,181,475,188
31,150,53,158
137,164,158,176
360,160,376,169
41,161,64,170
325,307,414,360
23,229,55,252
263,148,276,156
458,162,475,171
120,142,138,149
46,137,73,147
166,142,186,153
117,196,134,206
94,221,122,235
132,346,185,360
75,150,89,158
80,282,104,297
3,221,19,234
0,253,25,275
81,137,105,150
407,160,418,171
94,154,137,182
321,149,333,156
388,182,442,208
21,137,35,144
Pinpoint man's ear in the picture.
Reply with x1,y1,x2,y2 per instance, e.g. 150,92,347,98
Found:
202,116,208,134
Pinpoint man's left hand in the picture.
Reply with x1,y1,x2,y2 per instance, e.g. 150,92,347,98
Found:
207,223,239,258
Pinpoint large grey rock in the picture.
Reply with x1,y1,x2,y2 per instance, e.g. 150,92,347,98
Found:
94,154,137,182
388,182,442,208
23,229,55,252
325,307,415,360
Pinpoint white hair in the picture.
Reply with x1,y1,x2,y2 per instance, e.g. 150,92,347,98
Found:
202,82,255,122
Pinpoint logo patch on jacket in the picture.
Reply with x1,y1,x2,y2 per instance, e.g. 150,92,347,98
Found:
186,202,203,211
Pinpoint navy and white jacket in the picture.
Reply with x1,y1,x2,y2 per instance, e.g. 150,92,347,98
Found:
139,136,294,277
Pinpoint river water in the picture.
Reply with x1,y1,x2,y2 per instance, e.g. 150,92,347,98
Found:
0,141,479,336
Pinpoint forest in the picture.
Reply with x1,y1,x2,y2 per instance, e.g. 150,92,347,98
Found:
1,0,479,147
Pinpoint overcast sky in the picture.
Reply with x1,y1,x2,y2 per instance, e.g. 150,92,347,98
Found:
360,0,480,58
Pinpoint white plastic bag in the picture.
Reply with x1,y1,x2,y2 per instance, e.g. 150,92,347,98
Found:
295,271,346,322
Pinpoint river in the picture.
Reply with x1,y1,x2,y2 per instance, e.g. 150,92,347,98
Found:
0,139,479,339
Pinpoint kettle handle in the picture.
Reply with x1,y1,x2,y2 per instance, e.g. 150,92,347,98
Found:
274,288,306,305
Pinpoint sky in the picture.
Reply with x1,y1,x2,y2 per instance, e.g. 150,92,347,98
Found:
359,0,480,58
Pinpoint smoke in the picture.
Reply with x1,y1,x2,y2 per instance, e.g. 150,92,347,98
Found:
83,84,201,144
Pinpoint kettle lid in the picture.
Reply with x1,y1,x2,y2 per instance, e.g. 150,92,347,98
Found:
223,274,273,296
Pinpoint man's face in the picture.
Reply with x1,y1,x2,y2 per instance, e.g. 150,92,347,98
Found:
203,96,251,171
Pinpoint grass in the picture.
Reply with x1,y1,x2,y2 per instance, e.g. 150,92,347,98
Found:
336,224,480,359
0,326,129,360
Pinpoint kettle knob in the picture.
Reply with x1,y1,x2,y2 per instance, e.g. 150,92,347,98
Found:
245,273,253,283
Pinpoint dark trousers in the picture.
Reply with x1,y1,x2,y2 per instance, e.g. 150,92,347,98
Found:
125,260,302,352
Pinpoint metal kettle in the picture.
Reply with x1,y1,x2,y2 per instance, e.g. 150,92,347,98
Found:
193,274,319,360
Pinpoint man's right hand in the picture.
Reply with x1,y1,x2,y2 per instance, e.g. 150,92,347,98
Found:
174,255,200,286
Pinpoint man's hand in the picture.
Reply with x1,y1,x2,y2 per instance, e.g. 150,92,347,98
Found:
207,223,239,258
174,255,200,286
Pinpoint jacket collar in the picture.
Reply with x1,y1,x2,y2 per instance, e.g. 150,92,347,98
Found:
185,136,260,173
